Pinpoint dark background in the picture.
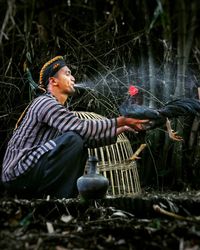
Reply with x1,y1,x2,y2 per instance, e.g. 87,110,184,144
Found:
0,0,200,191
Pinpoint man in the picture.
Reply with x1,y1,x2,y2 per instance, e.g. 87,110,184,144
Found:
1,56,149,199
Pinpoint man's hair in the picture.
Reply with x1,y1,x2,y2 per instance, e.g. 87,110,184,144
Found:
39,56,66,89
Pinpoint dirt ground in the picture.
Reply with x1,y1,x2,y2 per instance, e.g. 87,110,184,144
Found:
0,191,200,250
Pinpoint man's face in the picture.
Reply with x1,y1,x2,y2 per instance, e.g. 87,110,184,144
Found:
54,66,76,95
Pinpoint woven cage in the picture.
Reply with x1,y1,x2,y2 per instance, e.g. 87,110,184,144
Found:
74,111,141,197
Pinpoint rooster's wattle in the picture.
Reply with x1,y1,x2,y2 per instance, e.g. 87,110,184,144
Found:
119,86,200,141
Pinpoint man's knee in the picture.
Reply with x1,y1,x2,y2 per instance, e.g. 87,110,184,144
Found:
62,131,85,147
52,131,86,155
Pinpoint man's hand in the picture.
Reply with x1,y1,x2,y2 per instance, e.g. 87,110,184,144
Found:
116,116,150,135
125,117,150,131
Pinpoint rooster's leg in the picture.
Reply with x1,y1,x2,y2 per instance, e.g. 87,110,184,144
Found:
129,143,147,161
166,118,183,141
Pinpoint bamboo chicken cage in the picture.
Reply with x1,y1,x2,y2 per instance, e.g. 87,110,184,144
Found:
74,111,142,197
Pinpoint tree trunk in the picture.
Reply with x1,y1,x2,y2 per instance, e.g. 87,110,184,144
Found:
175,0,186,98
142,0,157,108
175,0,196,97
172,0,197,185
161,0,173,100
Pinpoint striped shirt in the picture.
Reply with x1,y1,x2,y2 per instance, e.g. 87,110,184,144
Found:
2,93,117,182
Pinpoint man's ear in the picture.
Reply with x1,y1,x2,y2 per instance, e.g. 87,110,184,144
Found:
49,77,58,86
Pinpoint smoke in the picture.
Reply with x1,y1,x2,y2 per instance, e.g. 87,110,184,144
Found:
72,63,200,114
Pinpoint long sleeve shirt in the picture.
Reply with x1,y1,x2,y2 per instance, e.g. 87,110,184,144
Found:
2,93,117,182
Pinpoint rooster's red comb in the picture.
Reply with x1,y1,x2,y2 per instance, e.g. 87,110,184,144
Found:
129,86,139,96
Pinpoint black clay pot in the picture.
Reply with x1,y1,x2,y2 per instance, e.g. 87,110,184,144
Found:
77,156,109,199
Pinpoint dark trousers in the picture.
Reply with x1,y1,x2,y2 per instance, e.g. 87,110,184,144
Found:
4,132,88,199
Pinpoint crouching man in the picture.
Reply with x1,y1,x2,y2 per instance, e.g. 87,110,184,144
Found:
1,56,149,199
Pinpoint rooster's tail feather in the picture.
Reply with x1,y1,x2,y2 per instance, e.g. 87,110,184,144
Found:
160,98,200,118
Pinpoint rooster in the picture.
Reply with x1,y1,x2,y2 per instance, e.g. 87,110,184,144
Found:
119,86,200,141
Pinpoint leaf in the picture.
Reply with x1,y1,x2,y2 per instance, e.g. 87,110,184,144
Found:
60,215,73,224
19,212,32,227
46,222,54,234
149,0,163,31
26,52,32,63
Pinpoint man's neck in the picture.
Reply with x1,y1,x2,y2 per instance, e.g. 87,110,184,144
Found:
49,89,68,105
56,94,68,105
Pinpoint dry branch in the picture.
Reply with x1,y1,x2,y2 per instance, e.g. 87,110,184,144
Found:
153,204,200,223
0,0,15,45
